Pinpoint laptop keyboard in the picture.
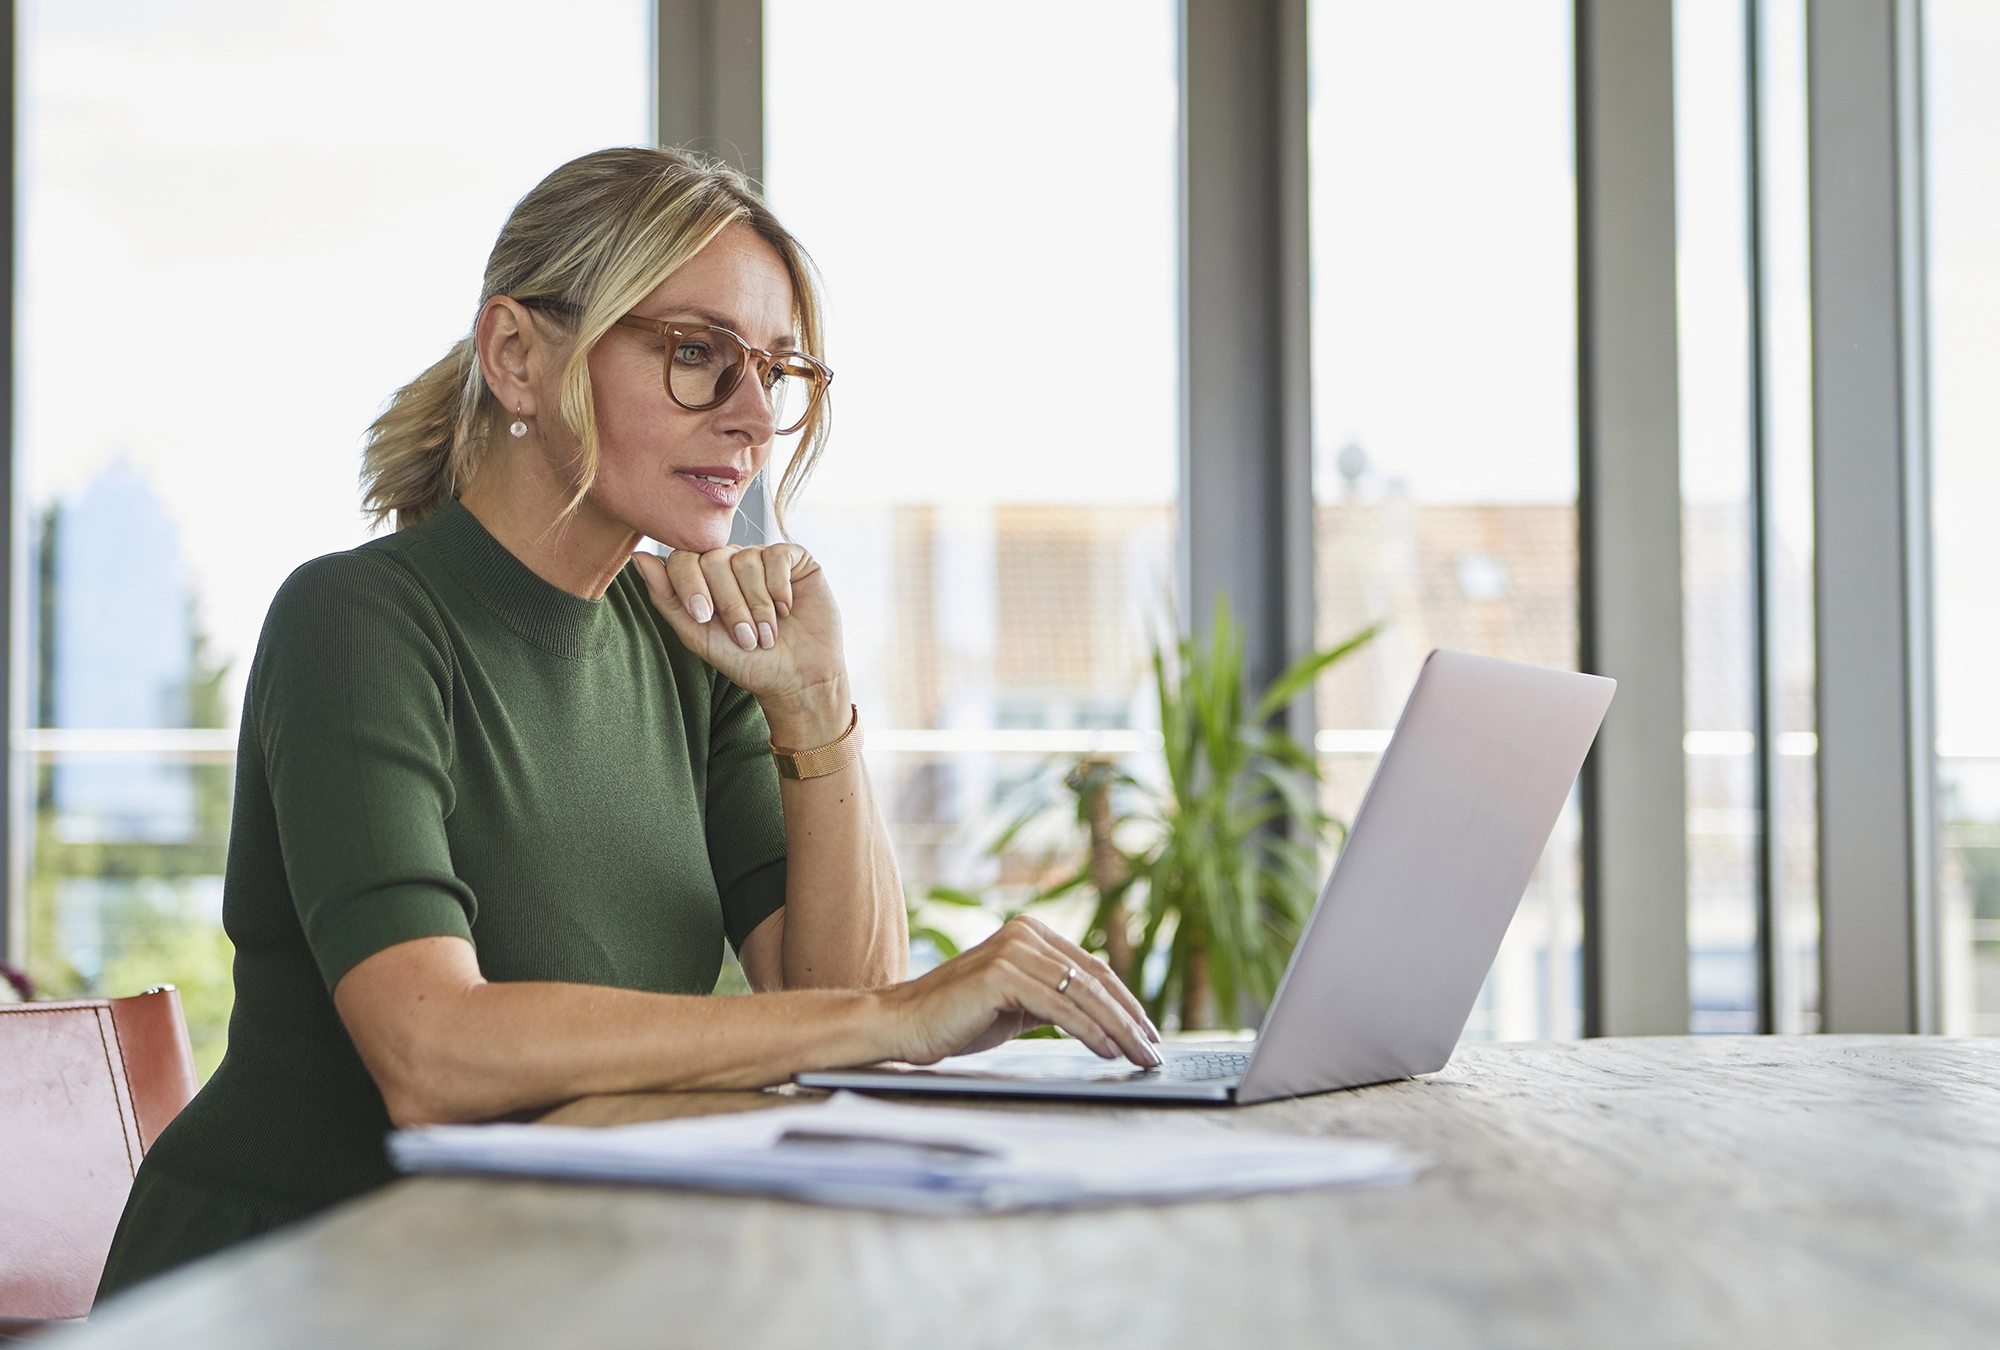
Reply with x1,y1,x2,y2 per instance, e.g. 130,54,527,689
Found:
1155,1049,1253,1082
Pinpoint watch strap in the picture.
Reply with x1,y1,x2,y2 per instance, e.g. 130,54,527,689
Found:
771,705,863,780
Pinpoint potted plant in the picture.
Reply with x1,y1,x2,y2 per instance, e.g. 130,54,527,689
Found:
919,596,1377,1032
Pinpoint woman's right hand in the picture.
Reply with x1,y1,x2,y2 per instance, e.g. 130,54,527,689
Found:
880,917,1163,1067
630,543,852,747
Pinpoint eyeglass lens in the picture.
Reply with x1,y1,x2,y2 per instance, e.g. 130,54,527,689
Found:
667,328,818,433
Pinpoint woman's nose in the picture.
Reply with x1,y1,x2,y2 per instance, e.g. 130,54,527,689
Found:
717,363,779,439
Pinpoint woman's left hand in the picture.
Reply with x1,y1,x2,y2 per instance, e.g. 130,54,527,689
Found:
630,544,851,744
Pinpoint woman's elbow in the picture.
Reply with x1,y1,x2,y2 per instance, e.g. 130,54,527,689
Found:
359,1021,483,1127
379,1082,449,1130
332,937,495,1127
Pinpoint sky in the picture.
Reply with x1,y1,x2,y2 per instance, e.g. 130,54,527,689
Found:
764,0,1181,508
1308,0,1578,506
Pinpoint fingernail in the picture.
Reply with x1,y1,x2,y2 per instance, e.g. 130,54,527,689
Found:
732,622,756,650
776,601,791,618
757,622,774,649
689,594,714,623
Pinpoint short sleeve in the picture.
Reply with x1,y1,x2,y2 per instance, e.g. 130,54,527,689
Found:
704,678,788,952
250,552,476,990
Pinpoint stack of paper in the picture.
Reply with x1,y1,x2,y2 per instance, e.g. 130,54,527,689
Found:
389,1091,1420,1213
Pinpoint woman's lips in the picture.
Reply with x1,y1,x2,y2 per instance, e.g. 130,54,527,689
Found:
675,469,744,508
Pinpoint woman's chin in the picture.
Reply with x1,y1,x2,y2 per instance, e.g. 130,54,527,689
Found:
605,492,724,553
646,518,734,555
595,474,747,555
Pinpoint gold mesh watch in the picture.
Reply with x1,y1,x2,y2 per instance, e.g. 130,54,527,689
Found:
770,705,864,780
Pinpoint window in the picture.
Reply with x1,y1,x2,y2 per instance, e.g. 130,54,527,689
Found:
1926,0,2000,1035
1750,0,1823,1031
1672,0,1821,1033
763,1,1181,964
1676,0,1761,1033
11,0,1967,1053
17,0,650,1074
1309,0,1581,1039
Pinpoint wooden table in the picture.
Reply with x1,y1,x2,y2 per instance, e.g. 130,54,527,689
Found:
59,1037,2000,1349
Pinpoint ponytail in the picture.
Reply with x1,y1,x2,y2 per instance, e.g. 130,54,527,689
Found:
360,336,487,530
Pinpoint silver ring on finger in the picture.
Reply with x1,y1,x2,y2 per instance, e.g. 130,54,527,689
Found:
1055,966,1079,996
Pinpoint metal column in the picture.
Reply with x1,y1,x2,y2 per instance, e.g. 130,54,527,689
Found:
657,0,775,544
657,0,763,180
1575,0,1691,1036
1180,0,1316,737
1805,0,1935,1033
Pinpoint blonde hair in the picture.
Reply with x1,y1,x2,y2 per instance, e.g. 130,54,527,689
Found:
361,147,829,532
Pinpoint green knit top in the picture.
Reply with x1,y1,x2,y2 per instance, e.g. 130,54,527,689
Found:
98,499,788,1298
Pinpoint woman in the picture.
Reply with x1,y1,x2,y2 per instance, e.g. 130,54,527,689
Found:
97,147,1159,1299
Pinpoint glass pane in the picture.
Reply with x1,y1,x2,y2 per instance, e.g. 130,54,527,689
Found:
1753,0,1820,1032
1926,1,2000,1035
1309,0,1581,1039
17,0,649,1075
764,3,1180,979
1676,0,1760,1034
1667,0,1822,1036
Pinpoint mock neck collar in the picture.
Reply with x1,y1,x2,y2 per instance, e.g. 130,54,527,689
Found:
420,499,612,660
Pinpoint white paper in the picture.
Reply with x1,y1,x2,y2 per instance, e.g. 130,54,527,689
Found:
389,1091,1420,1213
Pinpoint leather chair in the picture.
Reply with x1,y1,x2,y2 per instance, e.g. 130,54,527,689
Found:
0,986,200,1328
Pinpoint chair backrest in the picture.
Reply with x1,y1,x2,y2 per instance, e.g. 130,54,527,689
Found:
0,986,199,1321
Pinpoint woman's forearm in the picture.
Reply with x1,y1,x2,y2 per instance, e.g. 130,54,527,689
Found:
759,685,907,991
637,547,906,991
773,756,908,989
338,917,1163,1128
335,937,902,1126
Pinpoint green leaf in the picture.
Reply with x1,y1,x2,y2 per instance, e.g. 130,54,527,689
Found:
910,926,962,960
1034,870,1091,902
1252,622,1383,724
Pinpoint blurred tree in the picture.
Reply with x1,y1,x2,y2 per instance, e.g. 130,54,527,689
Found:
28,501,235,1081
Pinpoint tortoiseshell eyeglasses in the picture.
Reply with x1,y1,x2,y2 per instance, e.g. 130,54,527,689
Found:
613,315,832,436
517,297,832,435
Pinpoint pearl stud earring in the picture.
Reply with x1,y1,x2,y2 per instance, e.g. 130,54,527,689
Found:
509,406,529,438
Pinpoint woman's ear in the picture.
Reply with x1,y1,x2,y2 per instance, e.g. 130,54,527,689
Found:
474,296,544,419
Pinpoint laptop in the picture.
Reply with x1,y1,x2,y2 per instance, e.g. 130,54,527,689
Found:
797,650,1616,1105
